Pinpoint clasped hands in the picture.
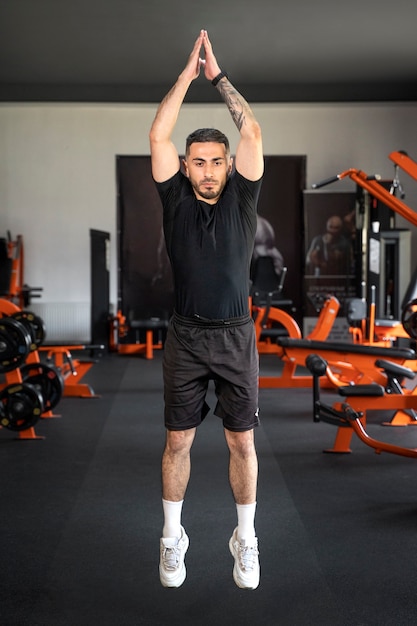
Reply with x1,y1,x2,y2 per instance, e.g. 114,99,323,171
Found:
184,29,222,83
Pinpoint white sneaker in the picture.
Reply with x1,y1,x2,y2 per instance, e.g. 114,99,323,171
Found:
229,527,260,590
159,526,189,588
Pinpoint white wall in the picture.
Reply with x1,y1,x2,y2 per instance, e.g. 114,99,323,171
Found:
1,101,417,332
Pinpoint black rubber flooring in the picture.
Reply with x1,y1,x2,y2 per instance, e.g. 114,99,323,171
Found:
2,352,417,625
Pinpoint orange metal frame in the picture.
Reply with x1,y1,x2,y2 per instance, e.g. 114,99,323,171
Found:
279,339,413,383
109,310,165,360
118,333,163,360
253,305,301,355
254,295,340,358
389,150,417,183
0,298,102,440
347,294,416,371
314,363,417,458
38,345,101,398
0,299,47,439
0,298,99,400
2,235,25,307
329,167,417,227
340,157,417,358
256,296,340,387
310,156,417,370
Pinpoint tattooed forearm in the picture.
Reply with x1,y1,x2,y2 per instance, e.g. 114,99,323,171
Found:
217,80,248,131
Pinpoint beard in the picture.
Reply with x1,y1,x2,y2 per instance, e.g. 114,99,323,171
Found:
196,185,220,200
191,177,226,202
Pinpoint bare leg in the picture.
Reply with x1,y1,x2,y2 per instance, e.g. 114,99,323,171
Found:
159,428,195,587
224,428,258,504
162,428,196,501
225,427,260,589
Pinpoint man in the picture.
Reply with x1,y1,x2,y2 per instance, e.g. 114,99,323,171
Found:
306,214,353,276
253,215,285,274
149,30,264,590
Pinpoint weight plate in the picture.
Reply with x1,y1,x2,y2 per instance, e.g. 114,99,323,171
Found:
20,362,64,411
11,310,46,349
402,299,417,340
0,317,32,373
0,382,44,431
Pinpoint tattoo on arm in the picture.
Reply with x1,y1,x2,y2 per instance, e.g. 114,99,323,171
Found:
217,81,246,131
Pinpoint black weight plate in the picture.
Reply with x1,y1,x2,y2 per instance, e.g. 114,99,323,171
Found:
11,313,37,351
0,317,32,373
402,299,417,340
20,362,64,411
0,382,44,431
11,310,46,349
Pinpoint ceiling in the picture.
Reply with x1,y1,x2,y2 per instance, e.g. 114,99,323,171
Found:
1,0,417,104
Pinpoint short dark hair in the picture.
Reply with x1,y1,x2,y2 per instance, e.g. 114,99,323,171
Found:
185,128,230,156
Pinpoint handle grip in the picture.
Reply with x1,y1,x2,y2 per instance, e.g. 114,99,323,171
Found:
311,175,340,189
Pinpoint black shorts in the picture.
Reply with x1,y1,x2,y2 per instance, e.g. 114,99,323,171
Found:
163,312,260,432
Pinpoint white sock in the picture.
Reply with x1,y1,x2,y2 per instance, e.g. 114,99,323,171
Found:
162,498,184,539
236,502,257,542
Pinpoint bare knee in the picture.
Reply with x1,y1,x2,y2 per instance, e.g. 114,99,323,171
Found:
164,428,196,455
224,429,256,459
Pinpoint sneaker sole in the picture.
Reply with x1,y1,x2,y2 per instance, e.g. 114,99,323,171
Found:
159,562,187,588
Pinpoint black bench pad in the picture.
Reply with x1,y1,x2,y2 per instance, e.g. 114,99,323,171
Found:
338,383,385,397
277,337,415,360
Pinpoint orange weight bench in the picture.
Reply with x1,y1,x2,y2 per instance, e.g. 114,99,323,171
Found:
259,336,416,389
306,353,417,459
118,318,168,360
254,295,340,360
253,301,295,354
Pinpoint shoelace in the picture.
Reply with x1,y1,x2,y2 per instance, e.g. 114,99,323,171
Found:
237,542,259,571
161,545,181,570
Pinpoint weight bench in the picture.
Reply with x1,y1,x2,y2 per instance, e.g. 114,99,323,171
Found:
254,295,340,361
118,318,168,360
305,353,417,459
259,336,416,389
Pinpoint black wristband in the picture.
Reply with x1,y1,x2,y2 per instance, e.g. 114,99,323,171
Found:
212,71,228,86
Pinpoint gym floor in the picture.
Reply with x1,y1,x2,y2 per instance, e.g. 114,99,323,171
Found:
2,351,417,626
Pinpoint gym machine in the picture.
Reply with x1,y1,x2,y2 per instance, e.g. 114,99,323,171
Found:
109,309,168,360
306,353,417,459
0,233,42,308
255,295,341,387
312,151,417,336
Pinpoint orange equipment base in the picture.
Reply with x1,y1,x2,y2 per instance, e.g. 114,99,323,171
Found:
118,328,164,360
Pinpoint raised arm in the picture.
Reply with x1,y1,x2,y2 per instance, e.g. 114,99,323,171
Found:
149,31,205,183
202,31,264,182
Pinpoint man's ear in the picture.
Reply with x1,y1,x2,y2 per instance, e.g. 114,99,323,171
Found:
182,158,189,177
228,157,234,175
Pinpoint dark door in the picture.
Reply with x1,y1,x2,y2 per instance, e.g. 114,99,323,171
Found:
90,229,110,348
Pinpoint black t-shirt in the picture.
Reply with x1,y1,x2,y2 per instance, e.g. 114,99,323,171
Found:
155,169,262,319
